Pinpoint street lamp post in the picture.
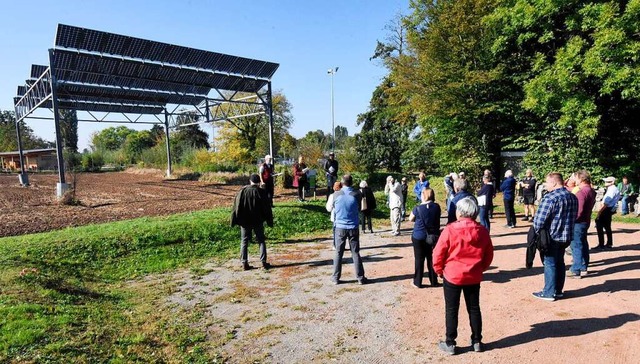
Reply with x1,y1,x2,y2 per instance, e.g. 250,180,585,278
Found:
327,67,338,153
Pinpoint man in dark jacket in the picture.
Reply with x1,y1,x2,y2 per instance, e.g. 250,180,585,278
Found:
324,152,339,199
447,178,475,224
231,174,274,270
501,170,517,228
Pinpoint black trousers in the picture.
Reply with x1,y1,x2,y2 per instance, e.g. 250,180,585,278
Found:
411,236,437,286
265,181,274,206
443,279,482,346
297,183,305,200
504,198,516,226
525,225,544,268
596,208,614,247
361,211,373,232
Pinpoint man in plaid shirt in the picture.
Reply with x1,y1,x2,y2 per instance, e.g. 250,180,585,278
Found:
532,172,578,301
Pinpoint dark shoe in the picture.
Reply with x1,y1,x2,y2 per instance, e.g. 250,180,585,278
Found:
554,292,564,299
471,341,484,352
330,277,340,285
532,291,555,301
604,244,613,249
567,271,581,279
358,277,369,285
262,262,272,270
521,216,529,221
591,245,605,251
243,263,252,271
369,230,374,234
431,282,442,288
411,282,422,289
438,341,456,355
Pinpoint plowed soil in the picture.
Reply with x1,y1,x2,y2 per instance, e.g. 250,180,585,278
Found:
0,170,292,238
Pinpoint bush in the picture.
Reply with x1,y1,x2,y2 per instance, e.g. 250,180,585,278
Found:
81,151,104,172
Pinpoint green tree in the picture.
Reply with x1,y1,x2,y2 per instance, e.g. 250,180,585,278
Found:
393,0,507,178
59,109,78,153
172,112,210,150
355,78,410,173
489,0,640,176
215,91,294,159
0,110,52,152
124,130,155,163
91,126,136,151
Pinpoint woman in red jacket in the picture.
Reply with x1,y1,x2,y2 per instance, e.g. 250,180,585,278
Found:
292,156,308,202
433,197,493,355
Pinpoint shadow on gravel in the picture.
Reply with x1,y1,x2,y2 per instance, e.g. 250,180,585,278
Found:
590,261,640,277
367,274,413,284
361,242,411,250
489,313,640,350
491,230,528,238
566,278,640,298
492,242,528,251
483,267,544,283
272,255,402,269
589,254,640,267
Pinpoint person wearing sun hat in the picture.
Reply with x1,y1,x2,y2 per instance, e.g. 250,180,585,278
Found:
594,176,621,250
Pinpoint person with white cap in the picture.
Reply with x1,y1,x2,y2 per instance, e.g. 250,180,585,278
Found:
259,155,275,206
594,176,621,249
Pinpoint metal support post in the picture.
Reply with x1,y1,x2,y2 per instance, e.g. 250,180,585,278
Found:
164,109,172,177
205,99,213,150
266,82,275,159
49,49,69,198
327,67,338,154
13,106,29,186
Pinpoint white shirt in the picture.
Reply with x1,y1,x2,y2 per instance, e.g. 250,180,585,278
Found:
603,185,621,210
385,182,404,209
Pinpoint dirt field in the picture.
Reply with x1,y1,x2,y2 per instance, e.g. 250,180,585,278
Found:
0,170,294,238
165,219,640,363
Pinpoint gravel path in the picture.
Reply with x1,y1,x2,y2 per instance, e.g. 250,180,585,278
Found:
166,219,640,363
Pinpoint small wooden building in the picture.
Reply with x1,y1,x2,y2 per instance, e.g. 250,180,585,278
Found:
0,148,57,171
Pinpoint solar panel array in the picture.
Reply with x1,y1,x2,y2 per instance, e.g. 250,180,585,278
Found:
15,23,279,115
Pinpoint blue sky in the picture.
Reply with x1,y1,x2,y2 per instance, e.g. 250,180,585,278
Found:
0,0,408,150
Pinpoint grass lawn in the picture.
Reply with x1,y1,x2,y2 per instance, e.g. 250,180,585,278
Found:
0,192,400,363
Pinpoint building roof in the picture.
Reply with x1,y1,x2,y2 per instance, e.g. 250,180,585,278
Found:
0,148,57,157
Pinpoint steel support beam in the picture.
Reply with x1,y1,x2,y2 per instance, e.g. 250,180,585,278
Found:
49,49,69,197
13,107,29,186
164,109,172,177
266,82,275,159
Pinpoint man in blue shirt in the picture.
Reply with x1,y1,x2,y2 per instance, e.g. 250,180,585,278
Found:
595,177,621,249
447,178,475,224
532,172,578,301
330,174,367,285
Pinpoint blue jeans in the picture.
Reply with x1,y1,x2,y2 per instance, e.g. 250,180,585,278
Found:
542,241,566,297
478,206,490,232
570,222,589,274
621,196,629,214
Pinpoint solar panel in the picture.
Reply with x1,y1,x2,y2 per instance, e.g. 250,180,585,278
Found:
30,65,49,79
40,99,165,114
57,83,207,106
55,24,279,79
52,49,267,94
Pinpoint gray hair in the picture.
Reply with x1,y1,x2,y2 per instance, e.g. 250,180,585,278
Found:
453,178,469,192
456,197,479,219
359,180,368,188
505,170,513,178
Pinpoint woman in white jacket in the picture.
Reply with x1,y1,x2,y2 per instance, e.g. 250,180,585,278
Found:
385,175,404,236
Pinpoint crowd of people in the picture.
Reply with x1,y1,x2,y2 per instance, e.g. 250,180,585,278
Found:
231,152,634,355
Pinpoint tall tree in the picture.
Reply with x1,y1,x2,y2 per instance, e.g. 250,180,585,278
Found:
355,78,411,173
489,0,640,177
173,112,210,150
214,91,294,159
59,109,78,153
91,126,136,151
0,110,52,152
393,0,508,178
